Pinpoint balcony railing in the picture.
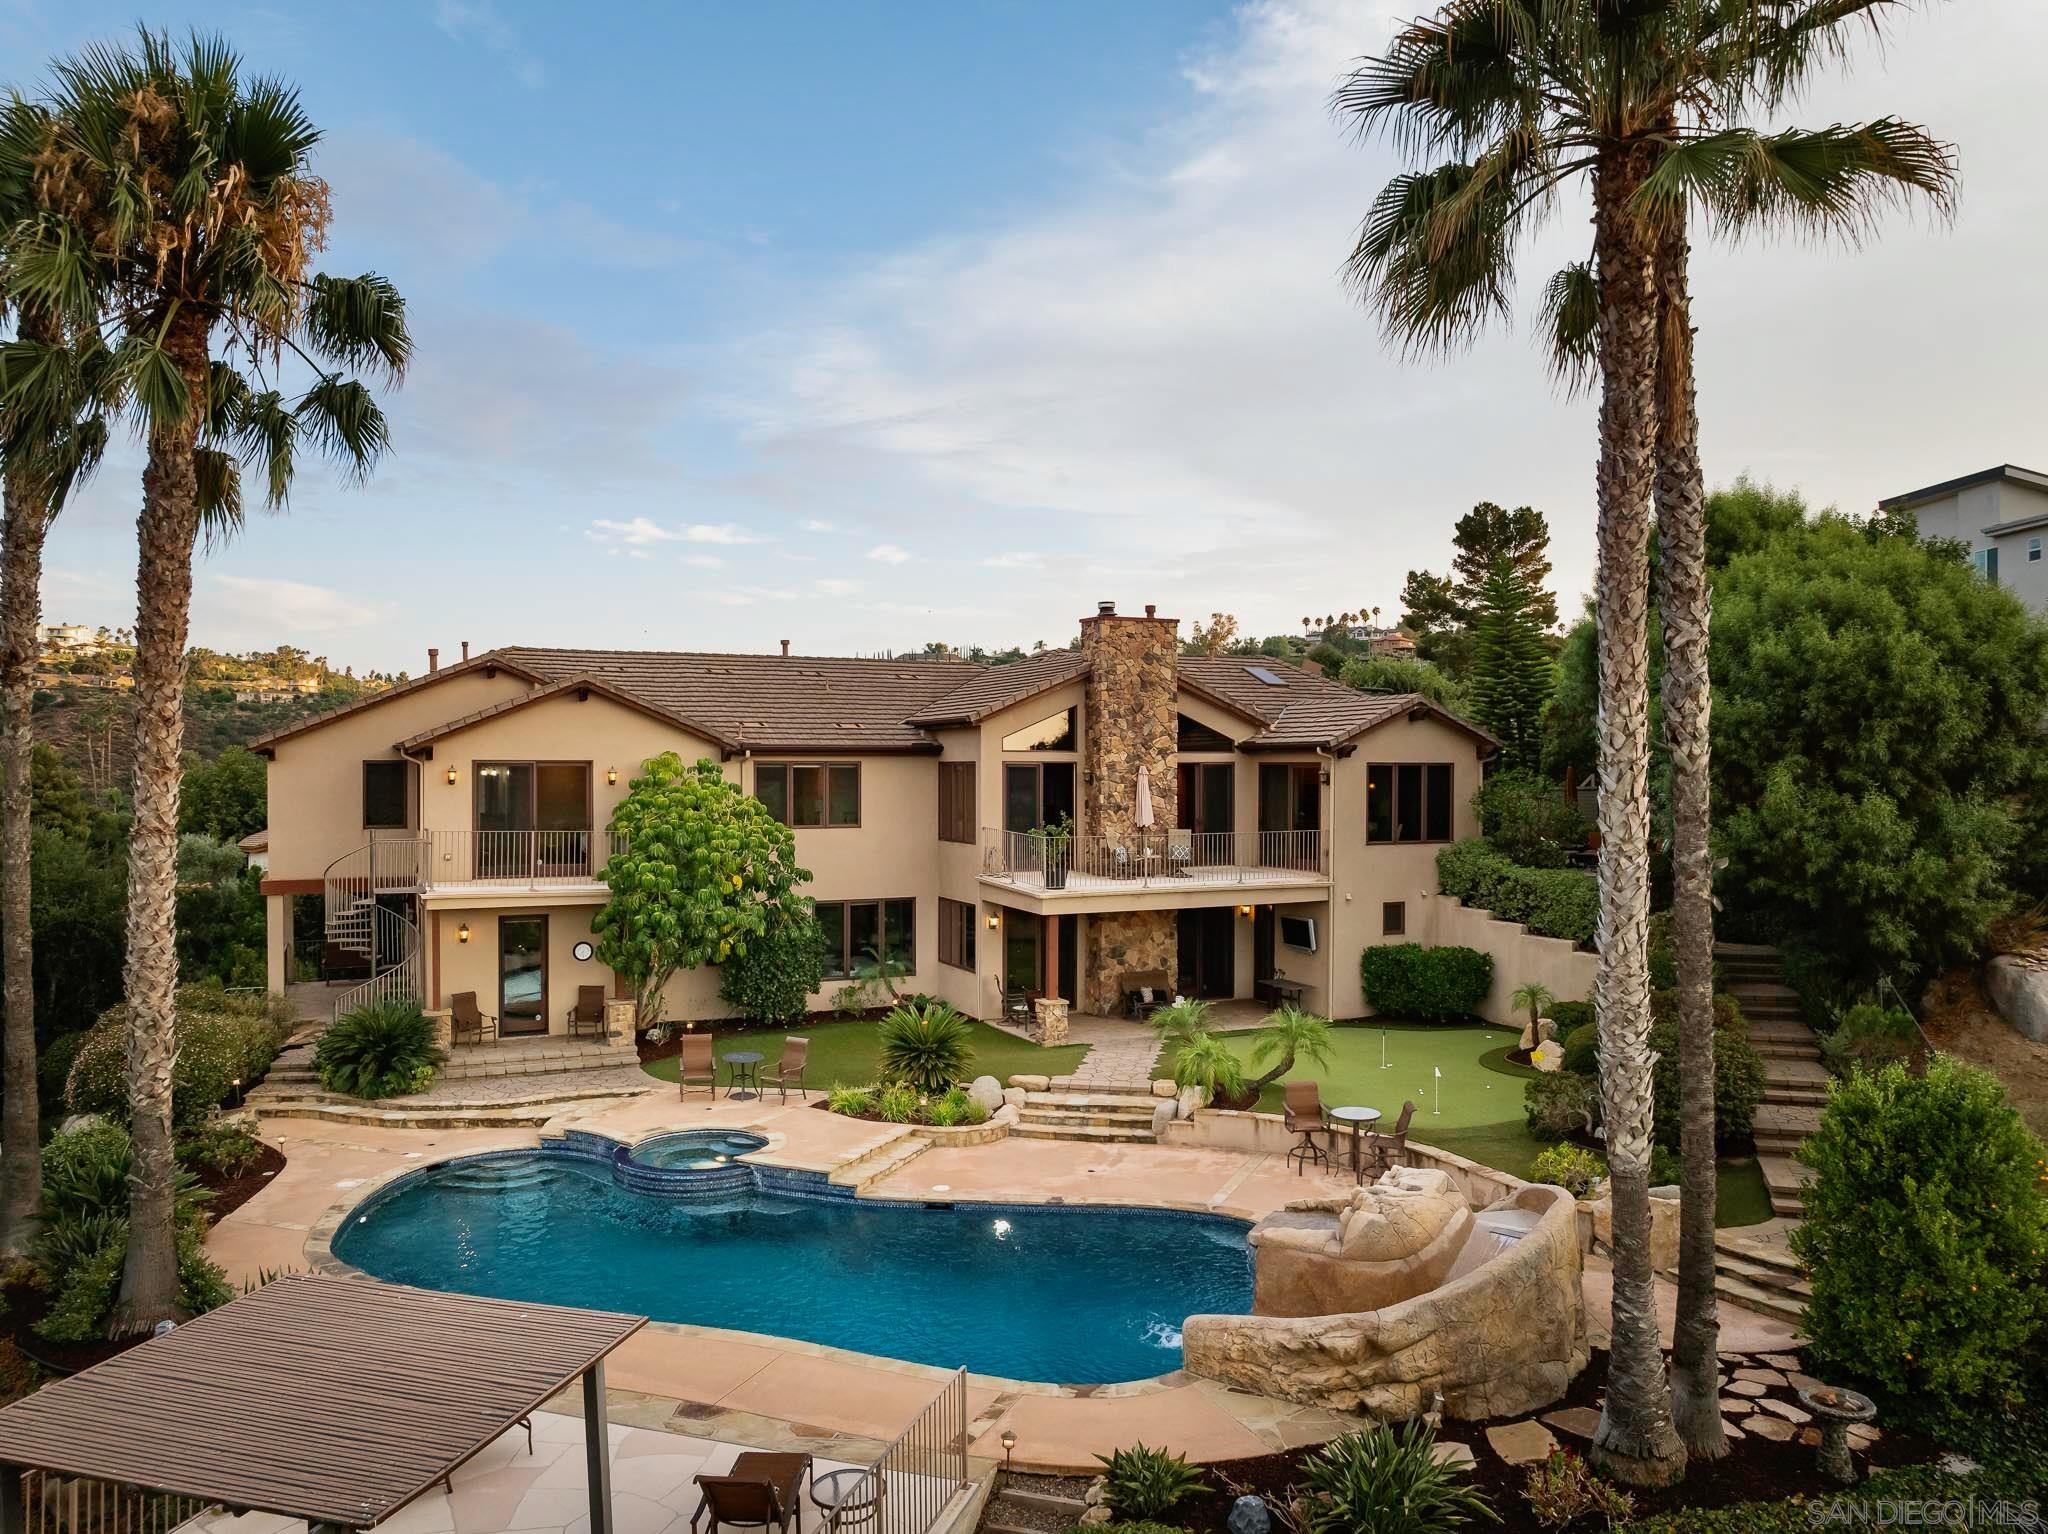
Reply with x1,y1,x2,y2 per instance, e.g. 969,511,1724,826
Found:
981,827,1326,893
419,829,626,890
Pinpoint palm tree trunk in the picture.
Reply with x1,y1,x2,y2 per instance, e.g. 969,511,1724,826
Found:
1654,208,1725,1460
0,308,59,1260
1586,147,1687,1489
110,307,210,1335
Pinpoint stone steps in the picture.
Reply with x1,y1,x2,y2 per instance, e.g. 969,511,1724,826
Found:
249,1099,568,1129
827,1129,929,1191
1013,1090,1161,1143
1009,1121,1156,1144
1752,1102,1821,1155
1712,1232,1811,1324
1757,1154,1811,1217
1019,1108,1156,1130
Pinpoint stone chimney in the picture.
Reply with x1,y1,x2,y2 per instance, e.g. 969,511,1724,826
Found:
1077,600,1180,1013
427,647,439,674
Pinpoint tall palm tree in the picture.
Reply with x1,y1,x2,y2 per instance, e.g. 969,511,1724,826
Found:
0,94,111,1258
1337,0,1951,1483
2,31,411,1331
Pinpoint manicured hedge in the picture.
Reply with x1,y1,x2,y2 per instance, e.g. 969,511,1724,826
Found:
67,984,294,1130
1360,943,1493,1022
1435,838,1597,945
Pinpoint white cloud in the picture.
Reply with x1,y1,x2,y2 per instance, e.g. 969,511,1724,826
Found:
800,518,836,532
588,518,763,547
866,543,913,565
206,576,386,634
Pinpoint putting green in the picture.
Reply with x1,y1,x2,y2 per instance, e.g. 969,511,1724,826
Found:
1224,1022,1531,1129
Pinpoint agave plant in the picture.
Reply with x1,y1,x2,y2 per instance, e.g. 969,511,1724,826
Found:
314,1001,445,1100
878,1001,972,1094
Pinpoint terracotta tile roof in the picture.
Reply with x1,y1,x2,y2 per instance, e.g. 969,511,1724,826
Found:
905,649,1091,725
392,673,739,752
247,650,545,753
497,647,975,753
1174,655,1497,751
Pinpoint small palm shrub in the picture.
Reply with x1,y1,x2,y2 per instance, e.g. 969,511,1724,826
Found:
1360,944,1493,1022
315,1001,445,1100
879,1001,973,1093
875,1083,920,1123
1247,1006,1334,1091
1792,1056,2048,1401
1524,1450,1632,1530
1146,998,1212,1049
826,1084,876,1116
1290,1422,1493,1534
1095,1443,1207,1521
1529,1143,1606,1198
1170,1032,1245,1102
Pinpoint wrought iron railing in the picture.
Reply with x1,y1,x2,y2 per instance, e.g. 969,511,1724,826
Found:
824,1367,971,1534
421,829,626,888
981,827,1325,889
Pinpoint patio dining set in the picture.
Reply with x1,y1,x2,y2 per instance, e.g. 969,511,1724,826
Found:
1284,1080,1416,1183
672,1032,810,1103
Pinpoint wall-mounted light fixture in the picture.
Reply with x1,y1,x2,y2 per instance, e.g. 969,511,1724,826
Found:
987,911,1001,929
1239,904,1254,919
607,765,619,786
1319,767,1332,784
457,922,471,944
446,764,458,785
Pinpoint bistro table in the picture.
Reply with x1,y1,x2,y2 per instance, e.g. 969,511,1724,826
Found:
1327,1104,1383,1183
723,1050,765,1101
812,1467,881,1530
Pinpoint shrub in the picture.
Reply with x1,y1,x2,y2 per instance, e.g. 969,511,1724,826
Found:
1561,1023,1599,1076
1549,1000,1593,1035
1647,992,1764,1150
315,1001,445,1100
718,912,831,1023
1525,1449,1633,1530
1473,769,1588,869
825,1084,876,1117
875,1083,920,1124
1095,1443,1207,1521
1820,1001,1919,1075
1525,1073,1599,1139
1360,944,1493,1022
1289,1422,1492,1534
1530,1143,1606,1198
925,1086,988,1128
177,1121,266,1179
1435,839,1598,945
1170,1032,1246,1101
66,985,293,1129
878,1001,972,1093
1793,1058,2048,1402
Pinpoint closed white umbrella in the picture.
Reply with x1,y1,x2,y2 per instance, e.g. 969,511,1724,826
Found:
1135,764,1155,829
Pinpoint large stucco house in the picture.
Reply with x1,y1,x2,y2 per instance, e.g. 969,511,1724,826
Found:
252,602,1513,1035
1882,462,2048,612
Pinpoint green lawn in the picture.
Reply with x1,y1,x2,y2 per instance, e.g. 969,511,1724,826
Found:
639,1017,1089,1091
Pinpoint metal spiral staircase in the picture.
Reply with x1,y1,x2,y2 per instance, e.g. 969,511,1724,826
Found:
323,838,426,1021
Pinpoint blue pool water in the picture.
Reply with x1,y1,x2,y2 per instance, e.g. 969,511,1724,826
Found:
334,1154,1253,1383
629,1130,769,1169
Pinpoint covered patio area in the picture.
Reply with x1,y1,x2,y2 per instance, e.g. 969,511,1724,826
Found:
0,1275,644,1534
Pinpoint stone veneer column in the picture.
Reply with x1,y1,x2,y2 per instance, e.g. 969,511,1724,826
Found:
1078,601,1181,1015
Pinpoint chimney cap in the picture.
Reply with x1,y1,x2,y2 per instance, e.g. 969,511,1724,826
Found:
460,640,470,662
779,639,791,657
427,646,439,674
1096,600,1116,617
1144,603,1156,618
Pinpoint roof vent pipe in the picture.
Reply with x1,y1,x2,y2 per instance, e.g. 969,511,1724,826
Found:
780,639,791,657
1097,600,1116,617
427,647,439,674
461,640,470,662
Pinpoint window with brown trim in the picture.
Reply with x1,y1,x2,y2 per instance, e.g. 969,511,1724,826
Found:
938,762,976,844
815,898,915,978
1365,762,1454,844
1383,901,1406,936
756,762,860,827
362,760,410,829
938,897,977,971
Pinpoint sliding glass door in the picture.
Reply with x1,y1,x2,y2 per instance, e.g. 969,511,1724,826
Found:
475,762,592,877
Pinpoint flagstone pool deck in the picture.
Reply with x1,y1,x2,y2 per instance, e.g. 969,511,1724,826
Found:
211,1091,1797,1471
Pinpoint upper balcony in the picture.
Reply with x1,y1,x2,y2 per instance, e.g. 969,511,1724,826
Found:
348,830,625,901
979,827,1328,909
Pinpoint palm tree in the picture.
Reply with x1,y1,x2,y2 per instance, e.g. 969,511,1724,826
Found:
2,31,411,1331
1342,1,1953,1474
1510,982,1554,1044
1245,1005,1335,1093
0,96,112,1258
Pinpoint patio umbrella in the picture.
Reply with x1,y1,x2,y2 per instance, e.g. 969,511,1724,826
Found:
1135,765,1155,829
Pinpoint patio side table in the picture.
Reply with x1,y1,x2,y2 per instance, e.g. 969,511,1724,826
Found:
812,1468,881,1531
723,1051,764,1102
1327,1105,1382,1183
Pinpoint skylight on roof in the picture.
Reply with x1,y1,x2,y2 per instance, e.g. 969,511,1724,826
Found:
1245,665,1289,686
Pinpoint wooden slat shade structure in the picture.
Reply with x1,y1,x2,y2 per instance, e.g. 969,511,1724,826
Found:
0,1274,645,1532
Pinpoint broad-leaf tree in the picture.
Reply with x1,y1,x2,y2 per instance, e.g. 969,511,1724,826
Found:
594,754,812,1028
0,31,412,1330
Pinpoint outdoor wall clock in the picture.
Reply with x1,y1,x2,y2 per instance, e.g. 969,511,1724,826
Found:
572,940,595,961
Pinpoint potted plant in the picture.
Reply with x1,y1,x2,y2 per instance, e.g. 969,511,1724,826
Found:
1031,813,1075,890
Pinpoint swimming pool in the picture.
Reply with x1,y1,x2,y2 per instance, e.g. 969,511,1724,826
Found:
334,1153,1253,1383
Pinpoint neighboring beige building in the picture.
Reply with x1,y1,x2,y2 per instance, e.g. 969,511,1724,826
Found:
1882,463,2048,613
252,602,1501,1033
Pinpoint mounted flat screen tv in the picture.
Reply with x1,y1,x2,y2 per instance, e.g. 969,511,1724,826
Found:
1279,915,1318,952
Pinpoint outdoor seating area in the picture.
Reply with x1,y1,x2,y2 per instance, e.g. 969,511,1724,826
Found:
675,1035,812,1102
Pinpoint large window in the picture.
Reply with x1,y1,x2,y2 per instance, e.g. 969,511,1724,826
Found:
1975,546,2001,584
756,763,860,827
1001,707,1075,752
1365,762,1454,844
938,762,976,844
1003,762,1074,833
815,898,916,978
1177,762,1234,835
362,760,410,829
938,897,977,970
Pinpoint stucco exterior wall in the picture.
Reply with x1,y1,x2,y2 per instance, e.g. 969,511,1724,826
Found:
426,902,614,1030
1420,895,1595,1024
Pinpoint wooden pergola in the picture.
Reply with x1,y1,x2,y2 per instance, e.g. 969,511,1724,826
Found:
0,1274,645,1534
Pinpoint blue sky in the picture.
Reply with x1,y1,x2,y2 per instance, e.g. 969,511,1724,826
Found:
7,1,2045,673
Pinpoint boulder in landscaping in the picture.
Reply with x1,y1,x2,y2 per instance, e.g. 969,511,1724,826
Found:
967,1075,1005,1112
1985,956,2048,1044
